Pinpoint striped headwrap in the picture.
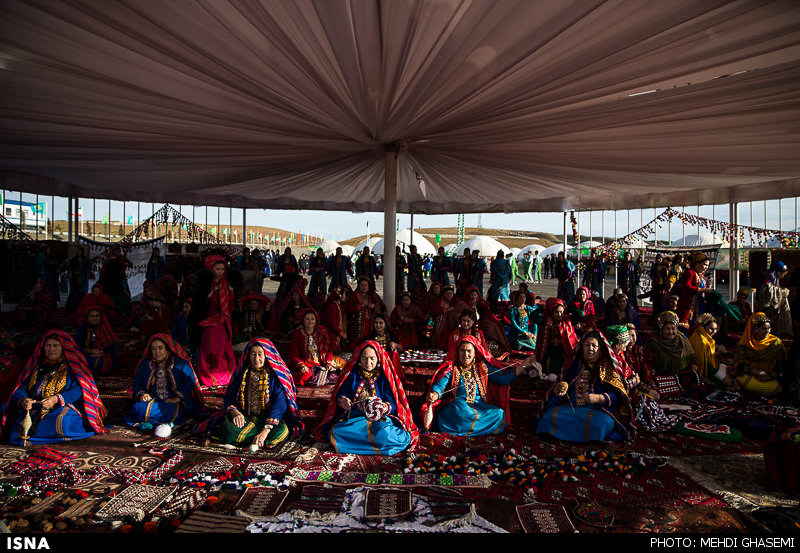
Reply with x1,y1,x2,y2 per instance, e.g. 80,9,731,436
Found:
1,329,109,435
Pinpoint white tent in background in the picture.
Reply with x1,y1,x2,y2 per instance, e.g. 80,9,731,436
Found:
517,244,547,260
372,229,437,255
314,238,341,254
451,236,511,257
540,244,575,257
624,239,651,249
339,244,355,256
352,236,381,254
580,240,603,248
670,233,729,247
510,247,522,258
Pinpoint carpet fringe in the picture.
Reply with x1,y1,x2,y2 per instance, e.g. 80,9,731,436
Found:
667,458,759,512
433,503,477,529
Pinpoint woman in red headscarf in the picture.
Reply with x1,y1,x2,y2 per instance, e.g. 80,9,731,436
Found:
277,283,311,336
534,297,579,378
315,340,418,455
74,307,118,375
235,292,272,344
2,330,109,445
421,335,525,436
463,286,513,357
76,283,118,326
345,277,386,346
389,291,424,349
320,286,348,350
288,308,343,386
192,255,236,387
431,285,465,351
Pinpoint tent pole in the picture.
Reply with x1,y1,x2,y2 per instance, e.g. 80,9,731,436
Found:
383,148,398,311
730,203,739,302
410,210,414,248
243,208,247,248
67,196,73,243
562,212,567,252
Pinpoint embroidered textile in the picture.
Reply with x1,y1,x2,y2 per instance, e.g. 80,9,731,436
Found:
363,488,413,519
516,502,578,533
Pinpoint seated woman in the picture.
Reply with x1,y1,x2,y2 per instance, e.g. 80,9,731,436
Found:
644,310,705,399
74,307,118,375
463,286,513,357
605,291,640,330
447,309,487,353
345,278,386,346
2,330,109,445
536,330,632,442
534,298,579,378
688,313,722,379
431,285,465,351
14,280,54,329
76,283,118,326
366,313,404,381
233,293,272,351
288,308,342,386
571,286,597,333
421,335,524,436
123,334,206,435
202,337,303,451
278,287,311,337
730,313,786,397
320,286,348,351
507,290,538,351
315,341,418,455
389,292,424,350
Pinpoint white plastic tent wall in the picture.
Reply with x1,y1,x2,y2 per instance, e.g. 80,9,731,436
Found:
372,229,437,256
451,236,511,257
314,238,341,254
670,233,729,247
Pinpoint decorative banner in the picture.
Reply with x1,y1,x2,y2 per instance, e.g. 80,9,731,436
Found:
638,244,721,300
79,235,164,300
570,211,578,245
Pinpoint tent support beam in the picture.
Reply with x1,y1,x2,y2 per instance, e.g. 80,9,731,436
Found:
730,203,739,302
383,148,398,311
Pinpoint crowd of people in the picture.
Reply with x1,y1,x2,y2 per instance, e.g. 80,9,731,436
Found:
2,241,799,458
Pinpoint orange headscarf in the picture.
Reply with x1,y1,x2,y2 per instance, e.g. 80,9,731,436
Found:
738,312,779,351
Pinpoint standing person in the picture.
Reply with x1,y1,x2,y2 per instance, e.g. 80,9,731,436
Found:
274,247,300,314
648,254,670,322
582,250,606,298
98,245,132,315
307,248,328,310
355,247,379,288
423,255,433,280
617,251,641,311
406,245,427,301
455,248,472,297
520,252,532,283
554,251,575,302
508,253,523,286
321,286,347,351
431,246,452,286
145,247,166,284
326,247,353,293
66,247,91,311
470,250,488,297
395,246,407,296
487,250,512,302
533,250,543,283
676,252,709,326
755,261,792,338
190,255,236,387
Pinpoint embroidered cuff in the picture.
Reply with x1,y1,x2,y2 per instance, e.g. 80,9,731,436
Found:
264,418,280,427
57,394,66,407
602,393,611,406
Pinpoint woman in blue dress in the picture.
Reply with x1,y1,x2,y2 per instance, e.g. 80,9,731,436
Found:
507,291,538,351
123,333,206,435
197,337,303,451
487,250,512,302
315,341,418,455
422,335,524,436
2,330,109,445
536,330,632,443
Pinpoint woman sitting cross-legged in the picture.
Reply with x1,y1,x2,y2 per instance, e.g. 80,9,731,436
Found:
421,335,525,437
729,312,786,397
315,341,418,456
123,334,207,436
200,337,303,451
2,330,109,445
536,330,632,443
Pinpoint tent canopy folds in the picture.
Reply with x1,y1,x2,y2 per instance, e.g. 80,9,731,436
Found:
1,0,799,213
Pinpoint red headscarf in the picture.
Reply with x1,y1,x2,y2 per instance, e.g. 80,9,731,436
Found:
314,340,418,447
535,297,578,362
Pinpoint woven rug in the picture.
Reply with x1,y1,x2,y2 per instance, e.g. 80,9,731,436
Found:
288,469,492,488
572,499,614,528
668,454,799,511
234,487,288,521
295,385,335,400
426,488,476,528
154,488,207,518
94,484,174,521
289,485,347,522
516,502,578,533
175,511,250,533
363,488,412,519
607,504,768,533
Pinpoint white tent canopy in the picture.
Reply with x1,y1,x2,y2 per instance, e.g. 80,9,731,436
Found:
517,244,547,259
1,1,799,213
451,236,511,257
339,244,355,256
314,239,341,254
540,244,575,257
352,236,381,255
372,229,436,256
580,240,603,248
670,233,729,247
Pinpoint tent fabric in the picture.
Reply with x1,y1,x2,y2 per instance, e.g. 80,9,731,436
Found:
670,233,729,247
314,239,341,254
372,229,436,256
452,235,511,257
1,1,800,213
